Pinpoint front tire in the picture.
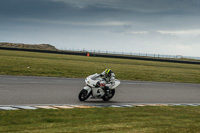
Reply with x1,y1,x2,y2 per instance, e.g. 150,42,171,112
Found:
102,89,115,101
78,89,90,101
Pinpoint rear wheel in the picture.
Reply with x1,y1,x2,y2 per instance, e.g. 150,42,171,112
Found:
102,89,115,101
78,89,90,101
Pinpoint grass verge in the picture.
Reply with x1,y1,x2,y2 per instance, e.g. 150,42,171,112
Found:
0,106,200,133
0,49,200,83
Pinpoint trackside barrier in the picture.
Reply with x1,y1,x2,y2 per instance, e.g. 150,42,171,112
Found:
0,47,200,65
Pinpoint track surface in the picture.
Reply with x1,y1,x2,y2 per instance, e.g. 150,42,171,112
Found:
0,75,200,105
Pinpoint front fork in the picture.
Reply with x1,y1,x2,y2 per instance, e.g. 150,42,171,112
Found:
83,86,92,96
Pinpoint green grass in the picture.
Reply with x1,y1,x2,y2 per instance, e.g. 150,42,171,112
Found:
0,49,200,83
0,106,200,133
1,50,200,133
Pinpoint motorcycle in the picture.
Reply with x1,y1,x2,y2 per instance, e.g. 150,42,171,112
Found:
78,73,121,101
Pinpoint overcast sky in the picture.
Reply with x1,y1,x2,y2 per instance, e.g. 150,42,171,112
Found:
0,0,200,57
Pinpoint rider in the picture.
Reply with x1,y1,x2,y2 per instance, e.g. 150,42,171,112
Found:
99,69,115,96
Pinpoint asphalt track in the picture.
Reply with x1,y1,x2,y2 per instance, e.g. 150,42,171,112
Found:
0,75,200,105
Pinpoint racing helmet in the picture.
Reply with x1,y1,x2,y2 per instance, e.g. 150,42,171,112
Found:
105,69,112,77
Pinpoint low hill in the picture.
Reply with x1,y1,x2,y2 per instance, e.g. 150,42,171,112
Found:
0,42,58,51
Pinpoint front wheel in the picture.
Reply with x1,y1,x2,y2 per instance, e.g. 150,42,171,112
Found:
78,89,90,101
102,89,115,101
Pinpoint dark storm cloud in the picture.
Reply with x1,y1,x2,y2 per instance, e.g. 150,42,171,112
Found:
0,0,199,30
1,0,199,21
0,0,77,19
62,0,200,15
0,0,120,21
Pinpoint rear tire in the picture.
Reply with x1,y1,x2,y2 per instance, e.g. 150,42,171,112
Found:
78,89,90,101
102,89,115,101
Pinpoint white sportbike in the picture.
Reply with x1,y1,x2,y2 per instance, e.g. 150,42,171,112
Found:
78,73,121,101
